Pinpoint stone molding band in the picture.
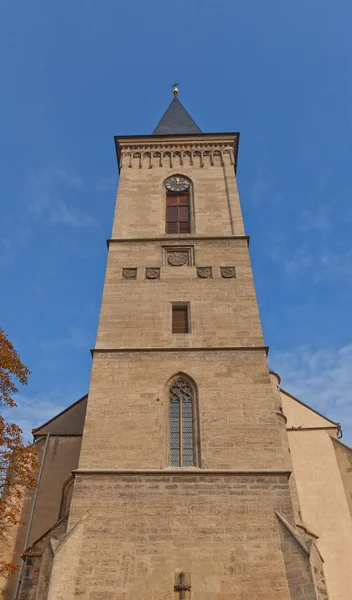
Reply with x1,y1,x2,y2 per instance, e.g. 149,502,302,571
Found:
90,346,269,356
73,468,291,476
107,235,250,246
287,426,339,432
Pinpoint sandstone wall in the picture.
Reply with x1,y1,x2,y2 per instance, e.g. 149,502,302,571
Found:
64,473,294,600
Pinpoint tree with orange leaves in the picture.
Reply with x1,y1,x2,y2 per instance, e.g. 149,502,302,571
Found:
0,328,38,579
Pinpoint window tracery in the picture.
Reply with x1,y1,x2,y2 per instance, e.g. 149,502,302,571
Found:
169,377,196,467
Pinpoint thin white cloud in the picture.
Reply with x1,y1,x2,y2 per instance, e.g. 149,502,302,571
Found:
1,238,11,248
95,176,115,192
31,167,83,189
316,249,352,282
269,244,313,277
2,390,72,443
284,246,314,276
316,170,332,189
271,343,352,446
49,199,98,227
29,167,99,228
299,206,331,235
36,326,92,352
269,243,352,282
251,173,282,206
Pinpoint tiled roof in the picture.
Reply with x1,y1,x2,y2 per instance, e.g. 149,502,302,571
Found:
153,97,202,135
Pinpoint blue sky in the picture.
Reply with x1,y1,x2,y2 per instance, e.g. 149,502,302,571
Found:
1,0,352,444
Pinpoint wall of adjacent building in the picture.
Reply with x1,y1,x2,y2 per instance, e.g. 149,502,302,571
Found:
332,437,352,518
282,390,352,600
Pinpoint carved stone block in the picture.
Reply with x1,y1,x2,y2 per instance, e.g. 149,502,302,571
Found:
163,246,194,267
168,252,188,266
220,266,236,279
146,268,160,279
197,267,212,279
122,268,137,280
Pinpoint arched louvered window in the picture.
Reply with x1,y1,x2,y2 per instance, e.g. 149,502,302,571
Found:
169,377,196,467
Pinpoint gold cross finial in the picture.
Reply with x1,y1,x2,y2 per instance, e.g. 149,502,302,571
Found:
172,82,180,97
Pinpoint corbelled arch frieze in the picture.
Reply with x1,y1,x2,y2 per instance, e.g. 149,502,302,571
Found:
119,142,236,169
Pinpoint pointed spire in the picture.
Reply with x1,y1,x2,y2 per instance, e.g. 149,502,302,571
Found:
153,90,202,135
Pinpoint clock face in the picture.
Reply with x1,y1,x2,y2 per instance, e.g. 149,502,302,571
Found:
165,176,190,193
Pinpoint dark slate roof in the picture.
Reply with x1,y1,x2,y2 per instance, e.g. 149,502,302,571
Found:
153,97,202,135
32,394,88,436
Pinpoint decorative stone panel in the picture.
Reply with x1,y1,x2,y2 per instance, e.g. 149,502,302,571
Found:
197,267,212,279
122,268,137,280
168,252,188,266
220,266,236,279
146,268,160,280
163,246,194,267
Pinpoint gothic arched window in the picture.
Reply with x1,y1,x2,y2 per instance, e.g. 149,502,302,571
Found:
169,377,197,467
164,175,192,234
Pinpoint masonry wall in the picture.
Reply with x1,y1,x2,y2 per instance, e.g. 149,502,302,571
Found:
62,473,295,600
277,518,318,600
17,516,69,600
79,350,291,471
95,239,263,349
112,139,245,239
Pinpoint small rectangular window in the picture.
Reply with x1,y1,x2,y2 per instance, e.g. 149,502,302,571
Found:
172,305,189,333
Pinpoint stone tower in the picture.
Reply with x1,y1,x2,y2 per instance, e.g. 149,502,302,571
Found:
45,91,326,600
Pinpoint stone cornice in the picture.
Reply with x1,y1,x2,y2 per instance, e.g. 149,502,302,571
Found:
90,346,269,357
115,132,239,144
73,468,291,477
118,141,236,153
106,235,250,247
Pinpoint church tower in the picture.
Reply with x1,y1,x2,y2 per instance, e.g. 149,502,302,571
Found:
45,90,326,600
